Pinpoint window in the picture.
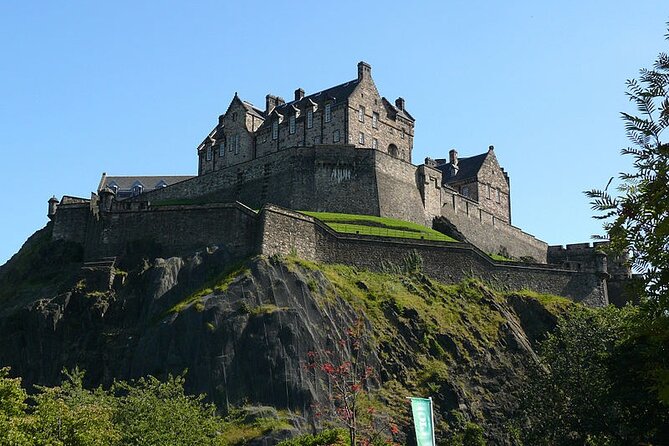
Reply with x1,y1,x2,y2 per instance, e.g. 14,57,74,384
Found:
496,188,501,203
272,121,278,140
234,134,240,154
486,184,491,199
401,128,405,139
461,186,469,197
313,136,321,145
289,115,296,134
372,138,378,149
219,141,225,157
325,103,332,123
132,185,143,196
358,132,365,145
206,147,212,161
333,130,340,143
358,105,365,122
307,109,313,129
372,112,378,128
232,112,238,122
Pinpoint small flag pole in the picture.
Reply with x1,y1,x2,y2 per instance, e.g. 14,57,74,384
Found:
429,396,436,446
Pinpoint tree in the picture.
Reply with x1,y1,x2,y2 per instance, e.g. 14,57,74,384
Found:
306,321,399,446
586,25,669,314
586,22,669,409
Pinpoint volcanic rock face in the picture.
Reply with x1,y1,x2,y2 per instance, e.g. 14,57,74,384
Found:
0,227,564,444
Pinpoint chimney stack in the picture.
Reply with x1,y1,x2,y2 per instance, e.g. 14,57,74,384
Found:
395,97,405,111
265,94,286,114
295,88,305,101
357,61,371,81
449,149,458,166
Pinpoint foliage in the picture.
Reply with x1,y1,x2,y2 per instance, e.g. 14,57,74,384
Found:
585,26,669,315
517,305,669,445
277,428,348,446
0,368,251,446
585,23,669,409
306,321,399,446
300,211,456,242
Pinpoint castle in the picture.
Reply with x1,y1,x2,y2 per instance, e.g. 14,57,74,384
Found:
47,62,630,307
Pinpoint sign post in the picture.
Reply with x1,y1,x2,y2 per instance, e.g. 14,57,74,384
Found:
409,397,436,446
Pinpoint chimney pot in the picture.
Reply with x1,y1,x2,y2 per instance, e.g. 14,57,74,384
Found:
395,97,405,111
295,88,305,101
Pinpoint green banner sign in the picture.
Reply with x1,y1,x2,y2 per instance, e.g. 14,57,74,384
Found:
410,397,435,446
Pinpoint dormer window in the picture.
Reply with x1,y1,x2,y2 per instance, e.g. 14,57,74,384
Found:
325,103,332,123
289,115,296,134
358,106,365,122
307,109,313,129
272,121,278,140
206,147,212,161
132,184,143,196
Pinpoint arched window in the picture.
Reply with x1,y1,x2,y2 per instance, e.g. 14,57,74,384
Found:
388,144,398,157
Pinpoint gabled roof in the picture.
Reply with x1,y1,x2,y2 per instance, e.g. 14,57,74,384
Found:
241,100,265,119
99,175,194,191
437,152,489,184
382,97,415,122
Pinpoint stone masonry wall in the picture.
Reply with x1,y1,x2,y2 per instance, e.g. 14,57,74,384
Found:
127,146,383,217
84,203,258,260
438,188,548,262
258,206,608,306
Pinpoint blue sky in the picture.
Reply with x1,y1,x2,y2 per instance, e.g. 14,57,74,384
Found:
1,1,667,265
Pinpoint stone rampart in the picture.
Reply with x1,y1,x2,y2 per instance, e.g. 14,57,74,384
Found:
437,188,548,262
50,199,607,306
258,206,608,306
128,145,383,218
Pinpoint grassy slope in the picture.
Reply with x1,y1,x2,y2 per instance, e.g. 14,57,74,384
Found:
300,211,456,242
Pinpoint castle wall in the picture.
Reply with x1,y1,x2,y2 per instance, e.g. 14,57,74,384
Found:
374,151,427,225
438,189,548,262
126,146,382,217
51,204,89,244
258,206,608,306
83,203,258,260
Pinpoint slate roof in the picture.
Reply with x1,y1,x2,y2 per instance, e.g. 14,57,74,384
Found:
99,175,194,191
437,152,488,184
241,100,265,119
256,79,361,131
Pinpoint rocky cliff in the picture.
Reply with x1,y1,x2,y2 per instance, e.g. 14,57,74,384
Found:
0,223,574,444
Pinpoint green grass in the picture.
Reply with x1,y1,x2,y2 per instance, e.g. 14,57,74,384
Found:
167,261,251,314
300,211,456,242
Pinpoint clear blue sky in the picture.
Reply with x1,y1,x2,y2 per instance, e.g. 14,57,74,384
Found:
1,1,667,265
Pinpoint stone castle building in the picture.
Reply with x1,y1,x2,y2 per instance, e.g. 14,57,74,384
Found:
50,61,631,307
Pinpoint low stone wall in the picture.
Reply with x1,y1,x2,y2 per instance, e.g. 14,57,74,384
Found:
438,189,548,262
